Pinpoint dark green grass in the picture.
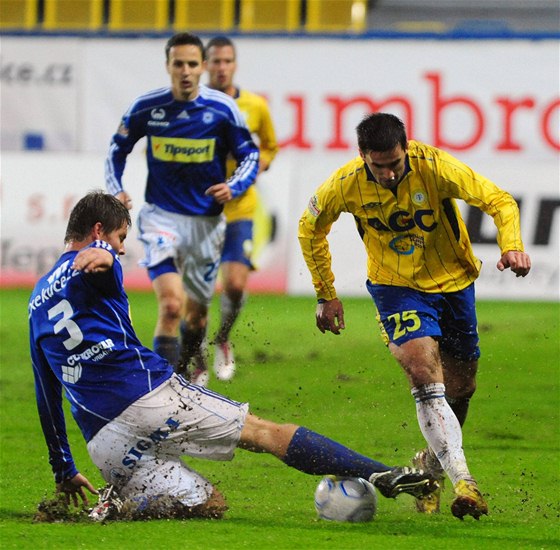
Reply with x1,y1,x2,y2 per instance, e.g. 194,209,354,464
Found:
1,289,559,549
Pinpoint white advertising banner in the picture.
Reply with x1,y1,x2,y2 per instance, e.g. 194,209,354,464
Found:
0,152,147,287
1,38,80,151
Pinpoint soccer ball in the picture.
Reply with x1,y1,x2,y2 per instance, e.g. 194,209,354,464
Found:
314,476,377,522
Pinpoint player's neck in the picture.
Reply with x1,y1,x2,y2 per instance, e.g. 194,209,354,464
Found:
171,88,200,102
226,85,237,98
64,237,94,252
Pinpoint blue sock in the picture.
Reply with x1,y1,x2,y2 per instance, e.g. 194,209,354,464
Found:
283,427,391,478
153,336,180,367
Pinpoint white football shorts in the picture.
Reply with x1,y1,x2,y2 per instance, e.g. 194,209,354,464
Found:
137,203,226,305
87,374,249,507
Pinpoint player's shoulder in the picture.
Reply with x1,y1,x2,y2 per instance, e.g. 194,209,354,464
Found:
407,141,468,181
199,85,246,125
407,140,446,162
29,252,77,310
331,156,367,183
126,87,174,115
238,88,268,106
199,84,238,111
317,157,366,195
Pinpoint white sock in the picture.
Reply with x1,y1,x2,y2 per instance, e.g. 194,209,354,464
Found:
411,383,473,485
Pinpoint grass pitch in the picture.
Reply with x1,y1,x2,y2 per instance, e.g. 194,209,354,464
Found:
0,289,559,549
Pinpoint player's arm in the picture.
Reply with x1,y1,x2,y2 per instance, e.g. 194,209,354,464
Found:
298,182,340,301
211,129,259,204
298,182,346,334
223,103,260,200
72,242,124,296
105,106,144,208
256,100,279,173
31,342,89,502
71,244,115,274
440,151,531,277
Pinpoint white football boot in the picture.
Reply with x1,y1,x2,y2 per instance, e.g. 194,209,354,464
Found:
213,341,236,381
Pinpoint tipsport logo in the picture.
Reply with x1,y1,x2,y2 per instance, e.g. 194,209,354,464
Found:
151,137,215,163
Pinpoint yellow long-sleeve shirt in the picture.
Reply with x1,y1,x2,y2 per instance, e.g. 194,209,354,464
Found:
224,88,279,222
299,141,524,300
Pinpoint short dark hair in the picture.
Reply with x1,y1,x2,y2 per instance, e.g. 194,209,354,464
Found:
165,32,205,61
356,113,408,153
206,35,236,57
64,191,131,243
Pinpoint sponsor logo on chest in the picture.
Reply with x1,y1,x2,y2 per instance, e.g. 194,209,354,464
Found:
151,137,215,163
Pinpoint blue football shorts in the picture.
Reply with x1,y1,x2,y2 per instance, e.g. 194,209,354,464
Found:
221,219,254,269
366,281,480,361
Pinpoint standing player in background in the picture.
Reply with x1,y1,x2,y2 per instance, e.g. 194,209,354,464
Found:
29,191,439,520
298,113,531,520
206,36,279,381
105,33,259,386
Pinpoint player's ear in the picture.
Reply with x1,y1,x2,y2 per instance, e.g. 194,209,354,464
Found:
359,149,366,160
91,222,104,240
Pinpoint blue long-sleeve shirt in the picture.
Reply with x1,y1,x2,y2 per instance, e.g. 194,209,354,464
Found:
29,241,173,482
105,84,259,216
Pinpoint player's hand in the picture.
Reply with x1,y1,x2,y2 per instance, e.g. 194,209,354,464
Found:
206,183,232,204
316,298,345,335
72,247,114,273
258,159,270,174
56,473,98,508
116,191,133,210
497,250,531,277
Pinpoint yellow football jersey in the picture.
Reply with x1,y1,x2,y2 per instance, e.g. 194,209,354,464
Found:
299,141,525,299
224,89,278,222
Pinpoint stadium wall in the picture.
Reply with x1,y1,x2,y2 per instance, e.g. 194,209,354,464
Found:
1,37,558,300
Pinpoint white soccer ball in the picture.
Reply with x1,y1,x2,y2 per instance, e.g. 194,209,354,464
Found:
314,476,377,523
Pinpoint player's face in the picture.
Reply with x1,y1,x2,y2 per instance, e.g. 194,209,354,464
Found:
166,44,206,101
99,222,128,256
206,45,236,95
360,144,408,189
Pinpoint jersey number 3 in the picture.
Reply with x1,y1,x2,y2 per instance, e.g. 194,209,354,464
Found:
48,300,84,351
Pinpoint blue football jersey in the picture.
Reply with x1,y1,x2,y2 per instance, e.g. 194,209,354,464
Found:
29,240,172,481
105,84,259,216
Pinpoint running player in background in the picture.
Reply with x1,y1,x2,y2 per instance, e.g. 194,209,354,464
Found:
105,32,259,386
206,36,279,381
29,191,438,520
298,113,531,520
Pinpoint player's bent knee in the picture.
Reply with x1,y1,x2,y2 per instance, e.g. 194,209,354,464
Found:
455,382,476,400
240,415,298,456
159,296,184,322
